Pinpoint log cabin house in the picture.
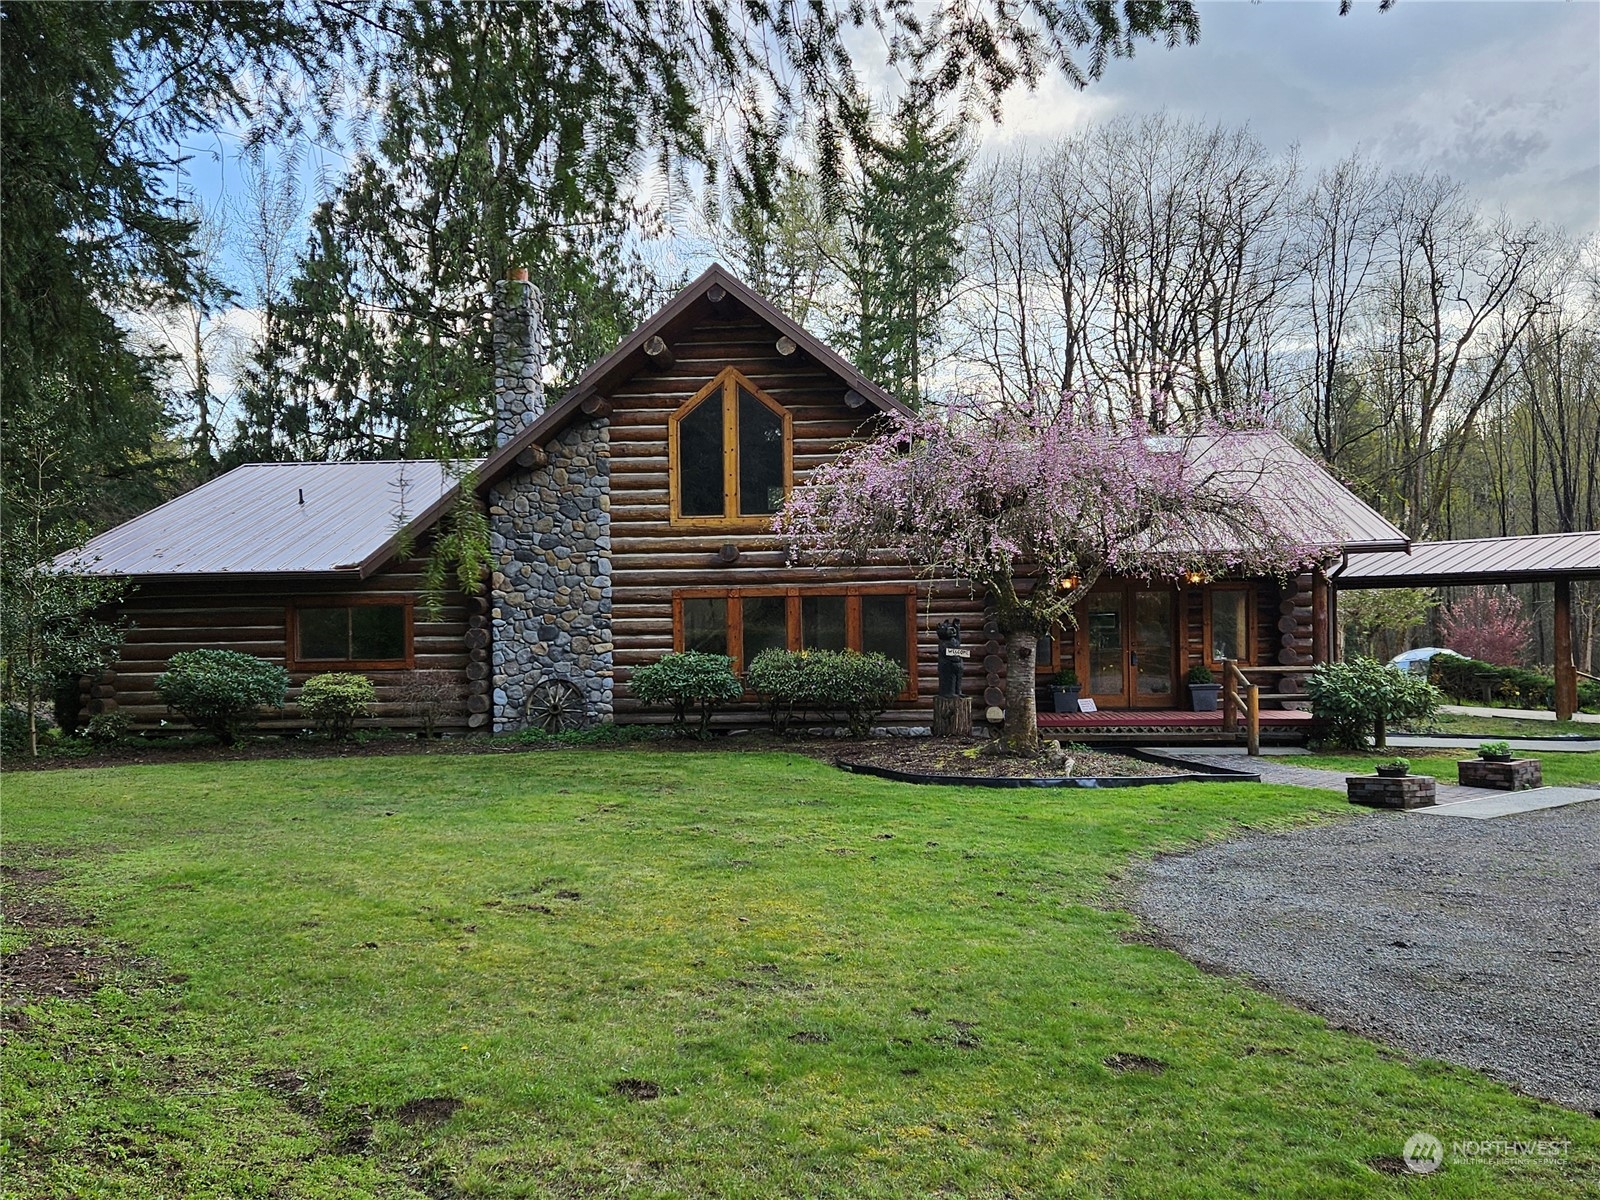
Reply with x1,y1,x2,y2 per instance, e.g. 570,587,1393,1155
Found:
66,265,1407,737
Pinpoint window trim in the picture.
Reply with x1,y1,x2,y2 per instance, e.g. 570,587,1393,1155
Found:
286,596,416,672
672,586,919,699
667,366,793,530
1204,585,1255,667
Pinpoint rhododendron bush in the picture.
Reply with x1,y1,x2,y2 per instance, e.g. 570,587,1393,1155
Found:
775,402,1329,751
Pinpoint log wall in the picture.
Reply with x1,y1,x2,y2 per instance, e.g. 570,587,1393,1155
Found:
87,555,475,734
604,313,981,724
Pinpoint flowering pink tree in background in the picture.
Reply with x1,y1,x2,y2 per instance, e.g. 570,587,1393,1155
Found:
776,401,1326,753
1440,587,1531,666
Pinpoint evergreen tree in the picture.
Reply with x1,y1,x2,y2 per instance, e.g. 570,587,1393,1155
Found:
838,97,969,408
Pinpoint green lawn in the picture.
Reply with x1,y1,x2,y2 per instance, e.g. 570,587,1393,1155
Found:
1296,748,1600,787
1404,712,1600,738
4,751,1597,1198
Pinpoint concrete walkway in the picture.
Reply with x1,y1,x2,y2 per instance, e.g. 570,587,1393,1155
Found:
1440,703,1599,724
1174,753,1505,806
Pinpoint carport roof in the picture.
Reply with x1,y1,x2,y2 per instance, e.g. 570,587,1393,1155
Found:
1330,530,1600,587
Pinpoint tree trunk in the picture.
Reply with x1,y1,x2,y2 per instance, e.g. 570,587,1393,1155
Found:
1001,629,1040,755
1373,714,1387,752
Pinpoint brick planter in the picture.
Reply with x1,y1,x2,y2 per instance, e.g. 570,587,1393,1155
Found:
1347,774,1437,810
1457,758,1542,791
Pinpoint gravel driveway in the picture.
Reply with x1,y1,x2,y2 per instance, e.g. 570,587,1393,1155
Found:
1132,804,1600,1112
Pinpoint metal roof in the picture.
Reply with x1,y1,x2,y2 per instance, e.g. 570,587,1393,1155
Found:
55,460,470,578
1331,530,1600,587
1182,431,1409,552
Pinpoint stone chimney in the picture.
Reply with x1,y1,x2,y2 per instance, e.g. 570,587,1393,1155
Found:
493,267,546,446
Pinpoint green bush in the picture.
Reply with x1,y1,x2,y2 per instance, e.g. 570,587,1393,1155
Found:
1428,654,1554,709
1,706,33,757
1305,657,1441,750
629,651,744,738
155,649,288,744
1185,664,1214,685
297,672,377,741
746,648,907,738
84,711,132,746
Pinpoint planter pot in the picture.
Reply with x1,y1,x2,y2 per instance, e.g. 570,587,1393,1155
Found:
1188,683,1221,713
1375,765,1410,778
1479,753,1514,763
1051,686,1082,714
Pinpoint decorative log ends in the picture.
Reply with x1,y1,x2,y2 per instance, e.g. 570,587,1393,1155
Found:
714,542,741,566
844,389,868,409
515,445,549,470
643,335,675,370
932,695,973,737
580,393,612,417
775,335,799,357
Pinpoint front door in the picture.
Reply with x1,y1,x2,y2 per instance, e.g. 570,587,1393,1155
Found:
1078,585,1177,709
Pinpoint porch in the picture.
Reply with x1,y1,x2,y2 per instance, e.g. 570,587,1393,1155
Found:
1037,705,1314,746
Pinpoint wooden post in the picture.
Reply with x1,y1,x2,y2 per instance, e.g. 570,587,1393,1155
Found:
1221,658,1237,733
932,696,973,738
1555,578,1577,721
1246,684,1260,757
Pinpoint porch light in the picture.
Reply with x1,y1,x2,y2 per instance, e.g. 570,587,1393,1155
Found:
1060,574,1080,591
1185,570,1206,585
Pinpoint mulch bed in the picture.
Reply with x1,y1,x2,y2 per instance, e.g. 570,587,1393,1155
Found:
836,740,1173,781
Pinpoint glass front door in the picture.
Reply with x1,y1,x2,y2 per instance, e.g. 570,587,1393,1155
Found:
1131,589,1175,707
1084,592,1127,707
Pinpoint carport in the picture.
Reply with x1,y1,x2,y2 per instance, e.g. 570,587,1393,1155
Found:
1329,530,1600,719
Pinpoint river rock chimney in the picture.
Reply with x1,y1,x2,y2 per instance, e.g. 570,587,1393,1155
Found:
493,267,545,446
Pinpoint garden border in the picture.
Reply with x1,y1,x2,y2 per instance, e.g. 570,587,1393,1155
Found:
834,748,1261,789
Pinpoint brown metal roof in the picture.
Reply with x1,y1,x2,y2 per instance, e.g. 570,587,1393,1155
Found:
55,460,470,578
1182,431,1410,552
1331,530,1600,587
478,263,910,492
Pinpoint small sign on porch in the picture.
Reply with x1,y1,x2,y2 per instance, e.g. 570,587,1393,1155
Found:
943,647,970,658
1078,698,1098,713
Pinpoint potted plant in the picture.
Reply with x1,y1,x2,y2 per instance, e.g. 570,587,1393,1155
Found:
1050,669,1082,714
1187,664,1222,712
1376,756,1410,778
1478,740,1514,763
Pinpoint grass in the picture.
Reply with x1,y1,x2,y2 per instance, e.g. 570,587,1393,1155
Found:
1404,712,1600,738
1295,748,1600,787
4,750,1597,1198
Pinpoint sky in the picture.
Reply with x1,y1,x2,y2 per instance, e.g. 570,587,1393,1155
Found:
988,0,1599,236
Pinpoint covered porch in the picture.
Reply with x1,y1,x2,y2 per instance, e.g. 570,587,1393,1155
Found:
1037,705,1314,746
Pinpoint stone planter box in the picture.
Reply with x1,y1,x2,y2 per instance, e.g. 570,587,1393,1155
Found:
1458,758,1541,791
1347,774,1437,810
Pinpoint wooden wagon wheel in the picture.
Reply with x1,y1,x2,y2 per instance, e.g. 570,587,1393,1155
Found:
525,679,587,733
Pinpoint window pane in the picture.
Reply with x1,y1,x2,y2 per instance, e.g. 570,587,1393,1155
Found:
1211,590,1248,661
678,395,725,517
298,608,349,660
737,388,785,516
351,604,407,661
1037,630,1055,674
860,595,909,668
801,595,847,652
741,595,789,665
681,597,728,655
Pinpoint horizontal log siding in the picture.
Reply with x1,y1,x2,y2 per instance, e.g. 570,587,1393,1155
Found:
89,556,473,733
606,315,979,724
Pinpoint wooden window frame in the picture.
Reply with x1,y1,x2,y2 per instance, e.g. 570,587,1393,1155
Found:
671,586,919,700
286,596,416,672
667,366,793,530
1204,585,1256,668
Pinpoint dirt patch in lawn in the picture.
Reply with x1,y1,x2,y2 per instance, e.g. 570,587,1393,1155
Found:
611,1078,661,1101
1103,1053,1168,1075
0,859,119,1005
396,1096,464,1126
838,740,1173,781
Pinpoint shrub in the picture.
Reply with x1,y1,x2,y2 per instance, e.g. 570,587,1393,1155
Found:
394,669,460,739
1427,654,1555,709
297,672,376,741
84,711,132,746
155,649,288,744
1478,740,1511,759
1,705,34,757
746,648,907,738
629,651,744,738
1054,668,1080,688
1305,657,1441,750
1185,664,1214,685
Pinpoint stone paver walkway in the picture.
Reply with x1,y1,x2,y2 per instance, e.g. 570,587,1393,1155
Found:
1172,753,1486,805
1440,703,1599,724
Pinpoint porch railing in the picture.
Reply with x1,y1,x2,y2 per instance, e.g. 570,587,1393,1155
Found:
1218,661,1308,755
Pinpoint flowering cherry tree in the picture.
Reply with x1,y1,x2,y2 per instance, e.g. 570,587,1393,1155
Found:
776,401,1328,752
1439,587,1531,666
